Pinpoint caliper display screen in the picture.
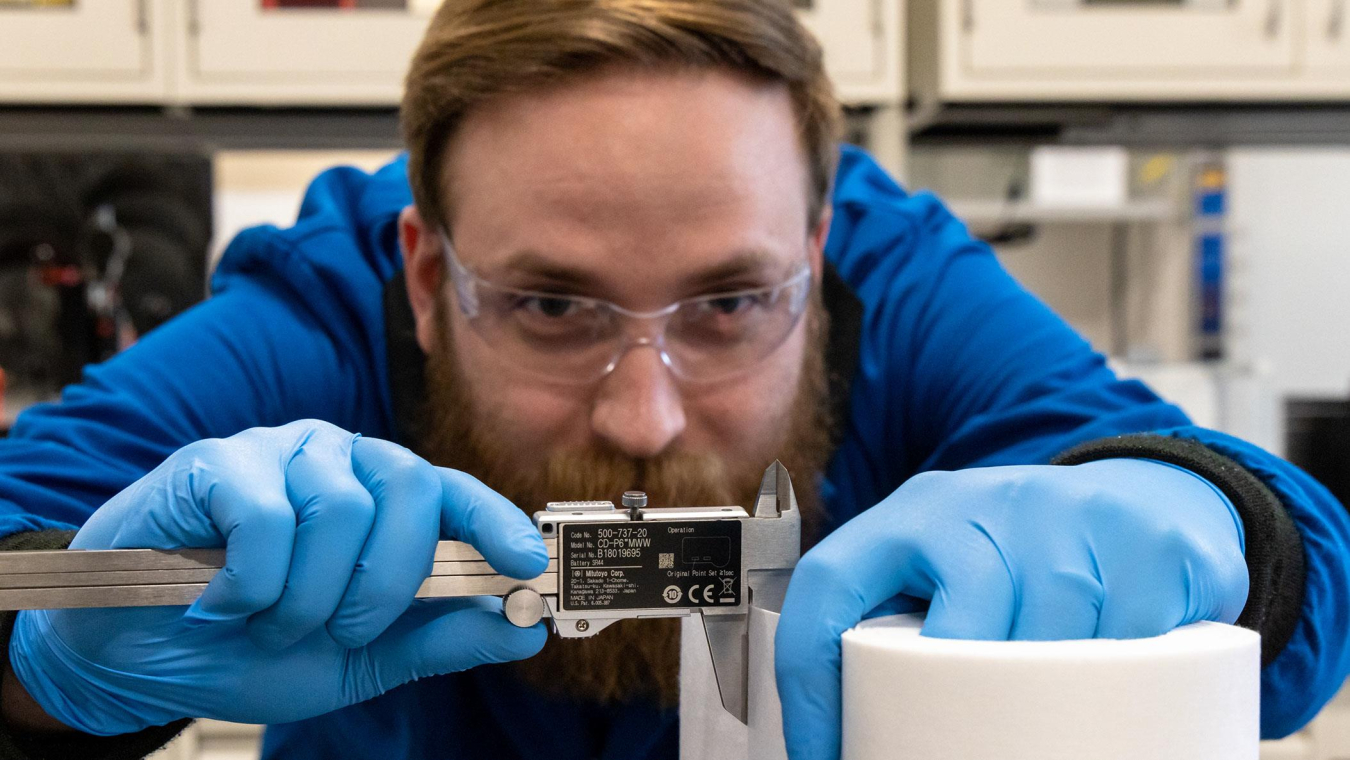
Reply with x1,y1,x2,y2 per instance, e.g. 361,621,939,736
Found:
559,520,742,612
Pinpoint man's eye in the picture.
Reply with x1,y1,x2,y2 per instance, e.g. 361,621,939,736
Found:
704,294,762,316
519,296,580,318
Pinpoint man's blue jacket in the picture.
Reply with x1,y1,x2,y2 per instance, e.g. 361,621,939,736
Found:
0,146,1345,759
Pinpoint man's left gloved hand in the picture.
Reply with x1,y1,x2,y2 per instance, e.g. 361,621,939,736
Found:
774,458,1250,760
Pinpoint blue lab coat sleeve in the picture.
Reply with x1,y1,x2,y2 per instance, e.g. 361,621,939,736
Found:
822,145,1350,738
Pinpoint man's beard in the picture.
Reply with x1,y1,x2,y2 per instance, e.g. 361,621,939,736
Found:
412,288,835,709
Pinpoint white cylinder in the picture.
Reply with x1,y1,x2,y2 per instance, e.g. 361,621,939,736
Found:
841,614,1261,760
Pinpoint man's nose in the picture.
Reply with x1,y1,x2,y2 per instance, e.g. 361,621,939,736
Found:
590,345,687,459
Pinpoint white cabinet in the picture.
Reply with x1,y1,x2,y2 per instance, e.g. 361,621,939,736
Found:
797,0,904,104
0,0,167,103
182,0,899,107
967,1,1293,78
1304,0,1350,79
0,0,901,109
910,0,1350,102
181,1,431,105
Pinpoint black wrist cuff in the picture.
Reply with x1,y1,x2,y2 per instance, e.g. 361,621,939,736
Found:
0,530,192,760
1053,433,1306,668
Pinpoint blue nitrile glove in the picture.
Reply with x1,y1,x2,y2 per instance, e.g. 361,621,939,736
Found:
775,458,1249,760
8,420,550,736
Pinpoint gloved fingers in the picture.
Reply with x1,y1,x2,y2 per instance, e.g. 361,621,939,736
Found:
1095,519,1250,637
774,590,926,759
1093,562,1183,639
1203,555,1251,625
246,427,374,651
775,555,854,760
1170,529,1250,626
187,468,296,621
437,468,550,580
1070,458,1248,629
326,437,442,648
354,597,547,699
918,527,1017,641
78,431,285,553
775,528,925,760
70,453,217,551
1007,567,1104,641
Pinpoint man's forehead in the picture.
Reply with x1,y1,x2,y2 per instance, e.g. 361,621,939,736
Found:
440,66,812,294
443,66,805,188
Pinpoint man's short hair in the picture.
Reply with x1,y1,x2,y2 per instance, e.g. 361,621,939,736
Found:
401,0,843,232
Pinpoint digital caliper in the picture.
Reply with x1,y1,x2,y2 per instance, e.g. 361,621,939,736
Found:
0,461,802,723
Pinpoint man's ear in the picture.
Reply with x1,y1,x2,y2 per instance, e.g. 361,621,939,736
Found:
809,207,832,280
399,205,444,354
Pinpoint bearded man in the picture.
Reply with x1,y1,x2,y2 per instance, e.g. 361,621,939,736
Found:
0,2,1345,760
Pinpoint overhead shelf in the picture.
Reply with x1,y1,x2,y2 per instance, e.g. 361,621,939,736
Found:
946,197,1179,225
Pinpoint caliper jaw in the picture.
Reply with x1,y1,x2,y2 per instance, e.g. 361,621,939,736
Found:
698,461,800,723
533,461,801,724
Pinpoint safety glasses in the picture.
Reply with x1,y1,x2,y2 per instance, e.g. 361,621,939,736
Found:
441,234,812,385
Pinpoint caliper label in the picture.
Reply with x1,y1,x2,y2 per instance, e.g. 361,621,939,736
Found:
559,520,742,612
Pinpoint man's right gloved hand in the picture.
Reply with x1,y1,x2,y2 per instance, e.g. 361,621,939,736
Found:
6,420,550,736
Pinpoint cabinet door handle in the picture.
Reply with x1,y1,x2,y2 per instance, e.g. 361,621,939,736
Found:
962,0,975,32
1265,0,1283,38
187,0,200,36
1331,0,1346,40
135,0,147,35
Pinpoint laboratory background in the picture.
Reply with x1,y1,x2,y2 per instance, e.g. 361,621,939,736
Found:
0,0,1348,758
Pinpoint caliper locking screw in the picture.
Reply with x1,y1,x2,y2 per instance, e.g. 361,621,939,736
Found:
576,619,590,632
622,491,647,520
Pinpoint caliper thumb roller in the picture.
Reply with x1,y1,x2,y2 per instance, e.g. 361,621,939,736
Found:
0,461,800,725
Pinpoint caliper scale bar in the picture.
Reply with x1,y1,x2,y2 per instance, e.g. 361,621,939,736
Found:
0,539,559,611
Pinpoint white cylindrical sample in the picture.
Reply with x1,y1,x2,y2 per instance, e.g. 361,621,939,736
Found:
842,614,1260,760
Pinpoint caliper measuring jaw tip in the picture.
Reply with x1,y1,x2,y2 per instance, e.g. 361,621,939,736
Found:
532,460,801,723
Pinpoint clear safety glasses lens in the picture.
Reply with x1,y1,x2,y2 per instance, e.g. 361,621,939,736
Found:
445,239,812,384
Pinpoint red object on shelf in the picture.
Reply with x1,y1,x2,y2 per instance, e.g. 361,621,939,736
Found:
38,265,82,288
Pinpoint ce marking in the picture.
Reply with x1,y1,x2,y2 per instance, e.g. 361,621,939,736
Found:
687,583,717,604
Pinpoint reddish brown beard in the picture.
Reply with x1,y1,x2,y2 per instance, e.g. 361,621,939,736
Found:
410,289,834,708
